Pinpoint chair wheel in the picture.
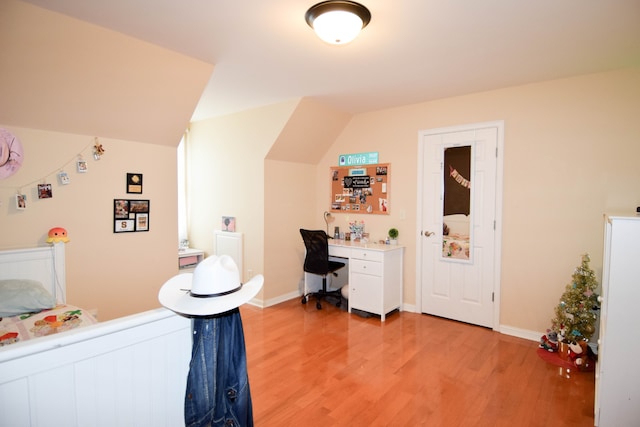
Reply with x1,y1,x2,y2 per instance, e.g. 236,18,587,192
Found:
336,301,341,308
316,302,322,310
301,296,307,304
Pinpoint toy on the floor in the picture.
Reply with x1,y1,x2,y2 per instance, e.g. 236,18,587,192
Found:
539,329,559,352
568,340,592,370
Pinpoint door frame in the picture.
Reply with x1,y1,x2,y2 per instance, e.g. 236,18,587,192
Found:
415,120,505,331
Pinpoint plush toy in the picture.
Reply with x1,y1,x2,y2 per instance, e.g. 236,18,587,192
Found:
539,329,559,352
46,227,70,243
567,340,591,369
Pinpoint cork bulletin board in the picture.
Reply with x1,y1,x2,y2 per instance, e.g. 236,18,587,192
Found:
330,163,390,215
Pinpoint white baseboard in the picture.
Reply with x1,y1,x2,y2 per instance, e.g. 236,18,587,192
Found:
404,306,541,342
401,303,417,313
499,325,542,342
251,296,543,344
248,291,300,309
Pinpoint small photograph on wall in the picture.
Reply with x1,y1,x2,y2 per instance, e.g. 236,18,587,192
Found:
222,216,236,232
129,200,149,214
37,184,52,199
379,198,388,212
16,193,27,210
58,171,70,185
77,160,88,173
136,213,149,231
115,219,135,232
114,199,129,218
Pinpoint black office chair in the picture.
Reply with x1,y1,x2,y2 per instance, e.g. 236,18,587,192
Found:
300,229,345,310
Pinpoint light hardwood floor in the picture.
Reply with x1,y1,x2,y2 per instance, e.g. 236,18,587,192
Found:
240,299,595,427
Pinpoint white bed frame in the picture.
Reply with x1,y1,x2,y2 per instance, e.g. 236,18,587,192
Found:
0,244,192,427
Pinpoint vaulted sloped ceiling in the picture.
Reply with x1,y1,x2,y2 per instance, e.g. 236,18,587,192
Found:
0,0,213,147
266,98,351,165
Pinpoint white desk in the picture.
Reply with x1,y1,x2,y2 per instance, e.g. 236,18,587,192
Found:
329,240,404,321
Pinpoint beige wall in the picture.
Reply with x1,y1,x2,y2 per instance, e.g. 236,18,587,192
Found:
186,67,639,336
315,67,640,333
0,126,178,321
186,100,300,301
263,98,351,303
188,98,351,305
264,159,317,303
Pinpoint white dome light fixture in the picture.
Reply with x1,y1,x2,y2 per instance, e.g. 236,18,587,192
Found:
305,1,371,45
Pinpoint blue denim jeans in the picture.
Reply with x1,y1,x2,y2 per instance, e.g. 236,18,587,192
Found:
184,308,254,427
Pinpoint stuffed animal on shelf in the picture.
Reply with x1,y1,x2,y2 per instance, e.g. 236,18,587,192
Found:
539,330,559,352
46,227,70,243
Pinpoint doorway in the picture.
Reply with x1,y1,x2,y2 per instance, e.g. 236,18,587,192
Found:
416,121,503,329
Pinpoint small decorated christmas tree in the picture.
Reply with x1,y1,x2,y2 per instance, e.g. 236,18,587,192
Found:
550,254,599,344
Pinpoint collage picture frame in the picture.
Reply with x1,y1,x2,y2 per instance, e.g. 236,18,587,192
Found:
113,199,150,233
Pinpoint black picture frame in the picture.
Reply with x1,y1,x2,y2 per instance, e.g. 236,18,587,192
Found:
126,173,143,194
114,199,150,233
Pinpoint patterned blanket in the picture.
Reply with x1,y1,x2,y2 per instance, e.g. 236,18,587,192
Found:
0,304,98,347
442,234,470,259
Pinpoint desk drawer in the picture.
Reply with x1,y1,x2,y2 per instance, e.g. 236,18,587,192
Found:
351,249,383,262
350,258,383,276
329,245,351,258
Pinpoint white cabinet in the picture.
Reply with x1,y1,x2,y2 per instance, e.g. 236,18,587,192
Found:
595,214,640,426
329,244,403,322
326,242,404,321
350,258,384,315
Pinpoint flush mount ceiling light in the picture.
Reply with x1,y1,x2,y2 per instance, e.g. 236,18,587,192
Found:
305,1,371,45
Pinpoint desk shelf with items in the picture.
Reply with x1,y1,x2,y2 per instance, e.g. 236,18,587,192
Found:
178,248,204,271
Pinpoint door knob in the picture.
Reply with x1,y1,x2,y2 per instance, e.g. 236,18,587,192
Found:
424,231,434,237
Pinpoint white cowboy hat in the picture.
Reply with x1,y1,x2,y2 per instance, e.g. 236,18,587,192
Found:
159,254,263,316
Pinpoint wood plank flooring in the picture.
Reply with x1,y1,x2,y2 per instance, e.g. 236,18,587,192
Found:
240,299,595,427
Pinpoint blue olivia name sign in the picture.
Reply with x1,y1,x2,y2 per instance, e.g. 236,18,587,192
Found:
338,152,379,166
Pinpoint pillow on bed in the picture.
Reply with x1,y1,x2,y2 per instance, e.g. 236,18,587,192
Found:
0,279,56,317
443,214,470,235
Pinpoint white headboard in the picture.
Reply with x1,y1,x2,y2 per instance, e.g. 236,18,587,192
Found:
0,243,66,303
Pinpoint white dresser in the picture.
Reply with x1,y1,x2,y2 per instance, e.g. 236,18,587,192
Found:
328,241,404,321
595,214,640,426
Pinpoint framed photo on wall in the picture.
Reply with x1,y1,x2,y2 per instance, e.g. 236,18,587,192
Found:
113,199,150,232
222,216,236,232
126,173,143,194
